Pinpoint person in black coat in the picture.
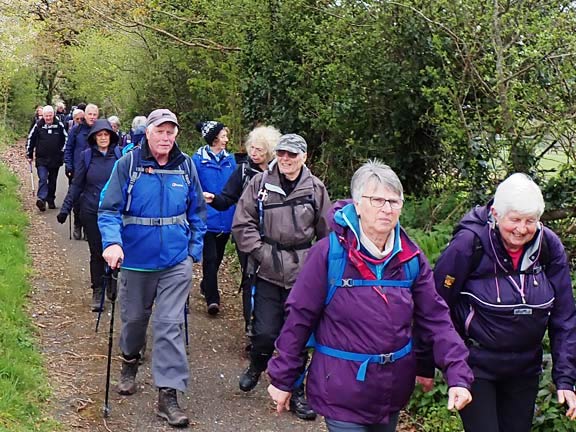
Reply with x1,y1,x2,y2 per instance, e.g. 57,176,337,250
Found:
57,119,121,312
203,125,280,335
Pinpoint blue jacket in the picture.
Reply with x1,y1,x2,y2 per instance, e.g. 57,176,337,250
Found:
98,140,207,271
64,122,91,173
192,145,236,233
434,204,576,389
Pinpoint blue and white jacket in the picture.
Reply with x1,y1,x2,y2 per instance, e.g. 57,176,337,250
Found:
192,145,236,233
98,140,207,271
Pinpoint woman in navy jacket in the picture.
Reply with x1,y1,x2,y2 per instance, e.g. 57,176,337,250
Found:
57,119,121,312
193,120,236,315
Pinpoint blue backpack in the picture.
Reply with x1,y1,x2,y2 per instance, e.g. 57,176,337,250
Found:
298,231,420,385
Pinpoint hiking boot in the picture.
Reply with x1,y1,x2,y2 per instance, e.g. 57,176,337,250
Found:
207,303,220,316
47,201,56,209
239,364,261,392
91,286,104,312
157,387,189,427
36,199,46,212
290,386,317,421
117,356,139,395
73,225,82,240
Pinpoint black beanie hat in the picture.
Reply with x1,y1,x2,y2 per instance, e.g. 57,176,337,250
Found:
195,120,225,146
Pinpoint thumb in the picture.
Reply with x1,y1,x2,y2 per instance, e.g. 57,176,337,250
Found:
447,392,455,411
558,391,566,404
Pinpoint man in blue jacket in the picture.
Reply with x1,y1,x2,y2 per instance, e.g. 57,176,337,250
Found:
65,103,99,239
99,109,206,428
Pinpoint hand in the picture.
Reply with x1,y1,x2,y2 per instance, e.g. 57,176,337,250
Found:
267,384,291,414
203,192,215,203
447,386,472,411
558,389,576,420
103,244,124,270
56,212,67,224
416,376,434,393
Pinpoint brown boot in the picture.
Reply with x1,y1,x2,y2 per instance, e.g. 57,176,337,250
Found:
117,356,138,395
157,387,189,427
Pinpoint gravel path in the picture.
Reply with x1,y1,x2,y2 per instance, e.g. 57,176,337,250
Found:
2,141,327,431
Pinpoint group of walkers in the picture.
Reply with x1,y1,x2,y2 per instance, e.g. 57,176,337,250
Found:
24,103,576,431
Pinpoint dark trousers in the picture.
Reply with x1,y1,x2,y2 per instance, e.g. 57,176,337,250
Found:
459,376,540,432
200,231,230,306
236,247,253,332
67,176,82,228
81,211,105,291
325,412,399,432
37,165,59,203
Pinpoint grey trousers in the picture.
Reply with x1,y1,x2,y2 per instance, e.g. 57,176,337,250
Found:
119,257,193,391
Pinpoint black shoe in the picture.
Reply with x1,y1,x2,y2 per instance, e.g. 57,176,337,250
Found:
47,201,56,209
91,286,104,312
157,388,189,427
117,356,139,395
73,225,82,240
36,199,46,212
290,387,317,420
207,303,220,316
239,364,262,392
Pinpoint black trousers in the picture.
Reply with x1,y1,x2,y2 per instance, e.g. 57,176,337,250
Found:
459,375,540,432
68,176,82,228
80,211,105,291
200,231,230,306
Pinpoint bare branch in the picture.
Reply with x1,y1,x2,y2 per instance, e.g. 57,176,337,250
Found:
151,9,208,25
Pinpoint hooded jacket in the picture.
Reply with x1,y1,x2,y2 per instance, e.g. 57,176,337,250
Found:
209,157,263,211
26,118,67,168
98,138,207,270
61,120,120,216
267,200,473,424
232,161,331,289
434,204,576,389
192,145,237,233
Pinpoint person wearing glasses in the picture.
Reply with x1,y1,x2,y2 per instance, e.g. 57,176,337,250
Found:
266,160,473,432
232,133,331,421
203,125,281,338
431,173,576,432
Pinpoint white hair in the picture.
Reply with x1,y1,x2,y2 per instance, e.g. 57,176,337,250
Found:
492,173,544,217
131,116,147,129
107,116,120,126
146,123,179,135
72,109,84,117
42,105,54,114
245,125,281,161
351,159,403,203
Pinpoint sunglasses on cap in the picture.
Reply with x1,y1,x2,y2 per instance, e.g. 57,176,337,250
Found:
276,150,299,159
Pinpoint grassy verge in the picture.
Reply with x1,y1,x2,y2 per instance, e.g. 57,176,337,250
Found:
0,162,59,431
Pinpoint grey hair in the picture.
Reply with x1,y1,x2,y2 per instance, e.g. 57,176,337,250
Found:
131,116,147,129
56,101,65,109
72,108,84,117
351,159,404,203
146,123,179,135
245,125,281,161
85,103,99,114
107,115,120,126
492,173,544,218
42,105,54,114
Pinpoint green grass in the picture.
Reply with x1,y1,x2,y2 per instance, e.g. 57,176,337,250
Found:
0,163,60,431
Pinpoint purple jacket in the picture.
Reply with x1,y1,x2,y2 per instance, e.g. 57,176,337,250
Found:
434,205,576,389
267,201,473,424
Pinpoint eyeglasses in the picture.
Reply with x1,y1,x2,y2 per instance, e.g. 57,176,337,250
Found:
362,195,404,210
276,150,299,159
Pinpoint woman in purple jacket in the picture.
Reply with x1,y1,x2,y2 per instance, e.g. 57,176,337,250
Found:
267,160,473,431
433,173,576,431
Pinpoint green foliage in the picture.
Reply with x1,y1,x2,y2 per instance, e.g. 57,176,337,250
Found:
0,163,59,431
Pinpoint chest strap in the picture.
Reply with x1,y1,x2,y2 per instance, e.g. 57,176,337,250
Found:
262,237,312,272
122,212,187,226
315,339,412,382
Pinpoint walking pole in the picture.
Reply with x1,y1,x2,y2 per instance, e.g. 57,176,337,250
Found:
68,217,72,240
28,160,35,197
103,265,120,418
184,296,190,348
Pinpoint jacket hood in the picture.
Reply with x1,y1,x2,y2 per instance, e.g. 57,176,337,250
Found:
87,119,119,146
455,203,492,237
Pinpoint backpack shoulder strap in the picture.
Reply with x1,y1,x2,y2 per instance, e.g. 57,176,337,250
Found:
402,254,420,287
325,232,348,305
125,150,142,212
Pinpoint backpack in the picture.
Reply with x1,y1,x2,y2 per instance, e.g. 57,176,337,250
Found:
295,231,419,385
83,146,123,169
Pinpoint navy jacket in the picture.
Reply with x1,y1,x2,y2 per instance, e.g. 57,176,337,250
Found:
434,204,576,389
26,119,67,168
64,122,91,173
